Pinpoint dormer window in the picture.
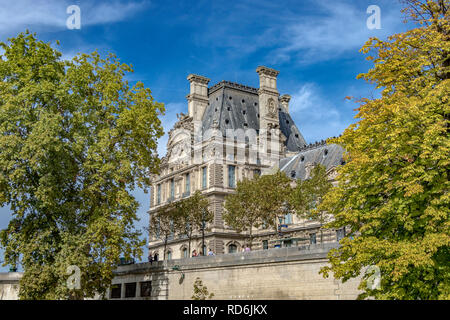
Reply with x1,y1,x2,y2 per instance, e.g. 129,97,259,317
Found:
300,156,305,162
324,149,329,157
290,170,296,178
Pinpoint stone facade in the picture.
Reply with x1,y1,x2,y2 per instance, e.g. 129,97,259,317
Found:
111,243,361,300
148,66,346,260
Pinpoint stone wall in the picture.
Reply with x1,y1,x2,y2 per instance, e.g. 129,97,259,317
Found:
112,243,362,300
1,244,362,300
0,272,21,300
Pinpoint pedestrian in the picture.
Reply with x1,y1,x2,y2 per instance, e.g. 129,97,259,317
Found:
192,249,198,257
207,248,215,256
148,254,153,265
245,245,251,252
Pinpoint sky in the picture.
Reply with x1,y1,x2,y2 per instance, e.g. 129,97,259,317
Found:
0,0,411,270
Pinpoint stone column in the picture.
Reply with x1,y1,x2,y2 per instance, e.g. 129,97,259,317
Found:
280,94,291,113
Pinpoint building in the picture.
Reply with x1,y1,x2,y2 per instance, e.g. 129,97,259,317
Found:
148,66,345,260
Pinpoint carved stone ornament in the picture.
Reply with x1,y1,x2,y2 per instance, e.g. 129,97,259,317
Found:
267,98,276,116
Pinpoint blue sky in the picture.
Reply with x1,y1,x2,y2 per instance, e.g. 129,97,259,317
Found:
0,0,410,270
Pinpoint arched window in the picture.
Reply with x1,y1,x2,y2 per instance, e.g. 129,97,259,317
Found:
154,253,159,261
167,250,172,260
228,244,237,253
182,248,188,258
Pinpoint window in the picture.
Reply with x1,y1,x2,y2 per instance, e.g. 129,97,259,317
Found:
336,228,346,241
157,184,161,205
185,173,190,195
228,165,236,188
202,167,207,189
262,240,268,250
154,253,159,261
183,248,188,258
284,213,292,224
228,244,237,253
167,250,172,260
140,281,152,297
284,239,292,247
155,219,160,238
125,282,136,298
168,219,174,240
110,284,121,299
170,179,174,200
310,233,317,244
254,169,261,177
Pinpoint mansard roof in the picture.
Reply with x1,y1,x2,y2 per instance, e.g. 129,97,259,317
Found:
279,140,345,180
201,80,307,152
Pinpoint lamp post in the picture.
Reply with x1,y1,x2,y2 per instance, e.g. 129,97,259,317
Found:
277,201,290,247
201,209,206,256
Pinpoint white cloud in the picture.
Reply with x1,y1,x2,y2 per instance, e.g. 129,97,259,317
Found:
272,1,405,64
0,0,148,37
289,83,352,142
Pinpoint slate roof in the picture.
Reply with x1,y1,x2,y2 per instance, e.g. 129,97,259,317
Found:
201,81,307,152
279,141,345,180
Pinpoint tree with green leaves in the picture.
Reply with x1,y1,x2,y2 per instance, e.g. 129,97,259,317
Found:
174,191,213,256
288,164,333,243
319,0,449,299
223,170,291,249
148,202,177,260
0,31,164,299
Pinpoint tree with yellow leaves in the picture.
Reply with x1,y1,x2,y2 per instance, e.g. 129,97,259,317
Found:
319,0,449,299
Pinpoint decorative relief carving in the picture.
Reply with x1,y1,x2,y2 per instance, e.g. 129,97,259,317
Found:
267,98,276,117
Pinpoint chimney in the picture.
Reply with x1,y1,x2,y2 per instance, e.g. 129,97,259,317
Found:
256,66,280,130
256,66,279,92
186,74,210,121
280,94,291,113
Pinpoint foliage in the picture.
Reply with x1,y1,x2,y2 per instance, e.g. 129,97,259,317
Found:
174,191,213,255
191,277,214,300
223,170,291,248
149,191,213,257
288,164,333,242
148,202,176,260
0,31,165,299
319,0,450,300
